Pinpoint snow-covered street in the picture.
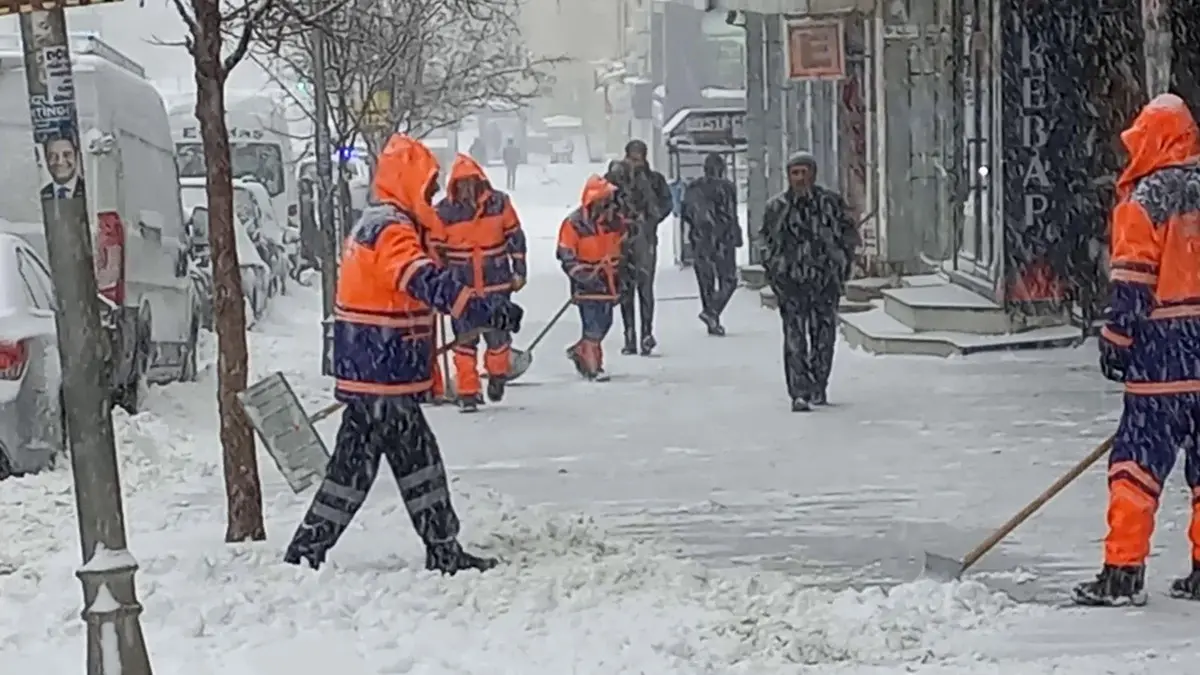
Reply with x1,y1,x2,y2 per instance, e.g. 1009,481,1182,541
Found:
4,162,1200,673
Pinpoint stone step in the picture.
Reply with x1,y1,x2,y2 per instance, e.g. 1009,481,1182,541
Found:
758,286,874,314
881,283,1011,334
838,306,1085,357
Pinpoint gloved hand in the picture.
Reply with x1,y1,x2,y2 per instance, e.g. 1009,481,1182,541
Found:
510,275,526,292
484,296,524,333
1098,333,1131,383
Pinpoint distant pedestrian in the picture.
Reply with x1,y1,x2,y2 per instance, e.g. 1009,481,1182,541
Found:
760,151,858,411
502,138,521,190
681,152,741,336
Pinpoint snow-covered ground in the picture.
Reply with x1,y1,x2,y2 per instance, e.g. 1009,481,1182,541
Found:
4,162,1200,673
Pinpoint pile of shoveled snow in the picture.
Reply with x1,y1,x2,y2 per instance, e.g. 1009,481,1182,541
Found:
4,406,1036,674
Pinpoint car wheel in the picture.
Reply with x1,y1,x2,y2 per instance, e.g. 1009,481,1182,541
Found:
180,320,199,382
115,339,149,415
0,450,11,480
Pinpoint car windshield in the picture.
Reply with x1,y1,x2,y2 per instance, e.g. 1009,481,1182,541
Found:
176,141,286,197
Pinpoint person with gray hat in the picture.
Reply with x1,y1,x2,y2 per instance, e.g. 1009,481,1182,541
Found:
759,150,859,411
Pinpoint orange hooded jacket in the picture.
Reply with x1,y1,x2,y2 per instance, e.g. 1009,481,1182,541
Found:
332,135,488,400
434,153,527,294
1104,93,1200,394
556,175,625,301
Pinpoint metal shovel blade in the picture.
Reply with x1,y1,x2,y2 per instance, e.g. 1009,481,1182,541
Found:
507,347,533,382
237,372,331,494
920,551,965,582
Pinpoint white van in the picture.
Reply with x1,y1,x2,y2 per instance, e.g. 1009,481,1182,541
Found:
0,34,199,413
167,91,298,235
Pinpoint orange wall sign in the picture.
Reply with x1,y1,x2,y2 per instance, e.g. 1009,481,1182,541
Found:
786,18,846,80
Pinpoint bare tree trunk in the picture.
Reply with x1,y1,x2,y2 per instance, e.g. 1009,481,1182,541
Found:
192,0,265,543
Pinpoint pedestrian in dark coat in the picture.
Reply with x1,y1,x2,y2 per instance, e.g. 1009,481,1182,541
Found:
760,151,859,411
682,152,742,335
611,140,673,355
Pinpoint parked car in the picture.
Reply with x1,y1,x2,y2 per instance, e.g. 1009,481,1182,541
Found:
234,179,297,296
0,233,120,479
184,204,271,326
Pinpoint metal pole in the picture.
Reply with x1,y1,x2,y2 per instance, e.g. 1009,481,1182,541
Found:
16,10,151,675
764,13,786,198
312,26,336,318
744,12,768,266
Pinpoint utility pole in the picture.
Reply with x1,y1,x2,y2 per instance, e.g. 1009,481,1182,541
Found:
12,6,152,674
310,20,338,375
312,25,336,319
743,11,767,265
764,13,786,198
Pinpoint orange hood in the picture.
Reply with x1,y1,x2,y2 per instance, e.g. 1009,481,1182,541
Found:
446,153,490,194
1117,93,1200,199
372,134,441,214
581,174,616,213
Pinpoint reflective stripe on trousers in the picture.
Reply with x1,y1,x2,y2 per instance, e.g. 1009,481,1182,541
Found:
287,396,461,557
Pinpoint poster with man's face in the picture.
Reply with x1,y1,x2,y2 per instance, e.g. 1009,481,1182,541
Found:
39,134,82,200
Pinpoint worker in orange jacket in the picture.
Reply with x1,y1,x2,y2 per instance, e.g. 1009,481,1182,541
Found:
1072,93,1200,607
435,153,527,412
284,135,524,575
557,175,626,381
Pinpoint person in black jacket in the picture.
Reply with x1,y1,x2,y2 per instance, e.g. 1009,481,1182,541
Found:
611,140,673,355
760,151,859,411
682,153,742,335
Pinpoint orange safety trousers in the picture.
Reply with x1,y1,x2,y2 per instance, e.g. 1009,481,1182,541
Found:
1104,392,1200,566
451,306,511,396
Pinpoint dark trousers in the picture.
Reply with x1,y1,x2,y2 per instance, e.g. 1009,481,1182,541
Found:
579,299,615,340
287,397,459,559
776,291,838,400
618,238,657,341
505,165,517,190
694,246,738,320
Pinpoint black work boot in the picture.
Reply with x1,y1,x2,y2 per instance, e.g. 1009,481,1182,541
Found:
1072,564,1148,607
456,393,484,413
426,540,499,575
621,329,638,355
811,390,829,406
486,376,506,402
1169,561,1200,600
639,334,657,356
283,543,326,571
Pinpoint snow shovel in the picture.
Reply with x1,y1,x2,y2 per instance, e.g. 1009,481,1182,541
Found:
506,298,573,383
921,433,1114,581
238,329,482,494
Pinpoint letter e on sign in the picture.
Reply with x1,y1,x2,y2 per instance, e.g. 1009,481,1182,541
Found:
787,19,845,81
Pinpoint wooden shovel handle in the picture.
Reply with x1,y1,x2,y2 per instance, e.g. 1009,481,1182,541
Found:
307,329,484,425
960,434,1115,572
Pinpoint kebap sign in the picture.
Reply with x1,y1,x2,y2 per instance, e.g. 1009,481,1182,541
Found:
0,0,123,15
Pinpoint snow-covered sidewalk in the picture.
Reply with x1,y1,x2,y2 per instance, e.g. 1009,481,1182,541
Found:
5,160,1200,671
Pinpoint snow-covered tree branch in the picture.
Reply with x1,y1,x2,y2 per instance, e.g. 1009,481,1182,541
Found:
249,0,563,153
